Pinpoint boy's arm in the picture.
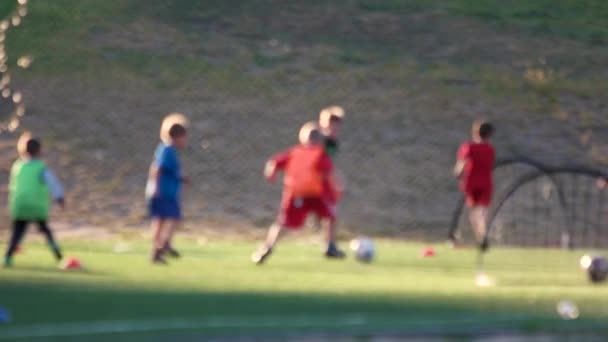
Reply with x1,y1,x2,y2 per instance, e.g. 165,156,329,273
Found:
156,148,188,184
265,151,290,182
9,162,17,192
454,143,469,179
264,160,278,182
148,164,161,197
453,160,466,179
43,168,65,208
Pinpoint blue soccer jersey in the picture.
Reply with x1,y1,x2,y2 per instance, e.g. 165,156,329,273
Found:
146,143,181,200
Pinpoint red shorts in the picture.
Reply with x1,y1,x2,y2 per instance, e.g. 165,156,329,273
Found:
464,186,492,207
279,197,335,229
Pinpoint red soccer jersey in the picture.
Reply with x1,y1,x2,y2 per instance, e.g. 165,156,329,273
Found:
270,144,333,198
458,142,495,190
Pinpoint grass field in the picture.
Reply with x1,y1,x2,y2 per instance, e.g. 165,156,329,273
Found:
1,1,608,339
0,238,607,341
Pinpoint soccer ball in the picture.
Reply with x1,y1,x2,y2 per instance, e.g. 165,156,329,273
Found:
350,237,375,263
588,257,608,283
556,300,579,320
580,255,608,284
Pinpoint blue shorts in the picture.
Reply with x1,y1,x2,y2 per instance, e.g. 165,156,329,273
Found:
148,197,182,219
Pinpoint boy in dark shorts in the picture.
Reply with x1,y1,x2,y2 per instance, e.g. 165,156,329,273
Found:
252,122,346,264
318,106,346,224
146,113,189,264
4,133,64,268
453,120,495,251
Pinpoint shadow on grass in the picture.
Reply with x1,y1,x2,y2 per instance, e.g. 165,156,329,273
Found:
0,279,607,341
2,265,106,277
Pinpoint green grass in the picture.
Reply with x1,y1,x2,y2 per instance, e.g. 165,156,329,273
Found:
5,0,608,102
358,0,608,44
0,239,607,341
0,1,16,21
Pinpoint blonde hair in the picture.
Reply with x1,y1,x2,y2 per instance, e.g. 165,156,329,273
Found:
17,131,34,157
299,121,321,145
319,106,345,128
160,112,189,143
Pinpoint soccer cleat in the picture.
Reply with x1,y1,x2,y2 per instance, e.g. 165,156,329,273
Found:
3,257,12,268
251,245,273,265
151,249,168,265
151,256,168,265
325,246,346,259
164,246,181,259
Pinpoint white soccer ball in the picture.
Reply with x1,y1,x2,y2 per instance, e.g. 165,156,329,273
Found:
475,272,496,288
580,254,608,283
557,300,580,320
350,237,375,263
580,254,593,270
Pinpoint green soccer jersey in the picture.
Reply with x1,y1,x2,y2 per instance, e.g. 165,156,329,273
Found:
9,159,50,220
325,137,339,158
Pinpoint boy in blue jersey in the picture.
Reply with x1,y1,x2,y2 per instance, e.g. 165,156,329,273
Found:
146,114,189,264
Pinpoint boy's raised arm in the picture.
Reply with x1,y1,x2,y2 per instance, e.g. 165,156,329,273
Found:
265,151,290,182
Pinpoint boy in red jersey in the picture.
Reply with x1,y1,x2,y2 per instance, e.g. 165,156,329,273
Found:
252,122,346,264
453,120,495,251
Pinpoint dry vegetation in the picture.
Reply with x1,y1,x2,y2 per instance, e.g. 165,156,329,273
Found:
0,0,607,238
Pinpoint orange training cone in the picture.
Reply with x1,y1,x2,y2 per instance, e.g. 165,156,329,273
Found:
61,257,82,270
422,246,436,258
14,246,23,254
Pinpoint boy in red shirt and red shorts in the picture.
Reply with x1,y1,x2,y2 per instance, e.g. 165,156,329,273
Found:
252,122,346,264
453,120,495,251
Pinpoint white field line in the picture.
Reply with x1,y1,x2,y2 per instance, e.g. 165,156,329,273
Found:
0,314,532,340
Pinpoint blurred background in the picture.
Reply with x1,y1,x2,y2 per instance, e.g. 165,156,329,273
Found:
0,0,607,240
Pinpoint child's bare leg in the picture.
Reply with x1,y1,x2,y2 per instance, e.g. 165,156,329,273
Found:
162,219,181,258
252,222,285,264
322,218,336,244
265,223,285,248
469,207,489,250
322,218,345,258
150,218,167,263
151,218,164,248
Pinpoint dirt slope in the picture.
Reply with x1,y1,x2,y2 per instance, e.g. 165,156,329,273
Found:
0,1,606,238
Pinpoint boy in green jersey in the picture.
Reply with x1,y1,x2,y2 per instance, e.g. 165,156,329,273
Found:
319,106,344,158
319,106,345,207
4,133,64,268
